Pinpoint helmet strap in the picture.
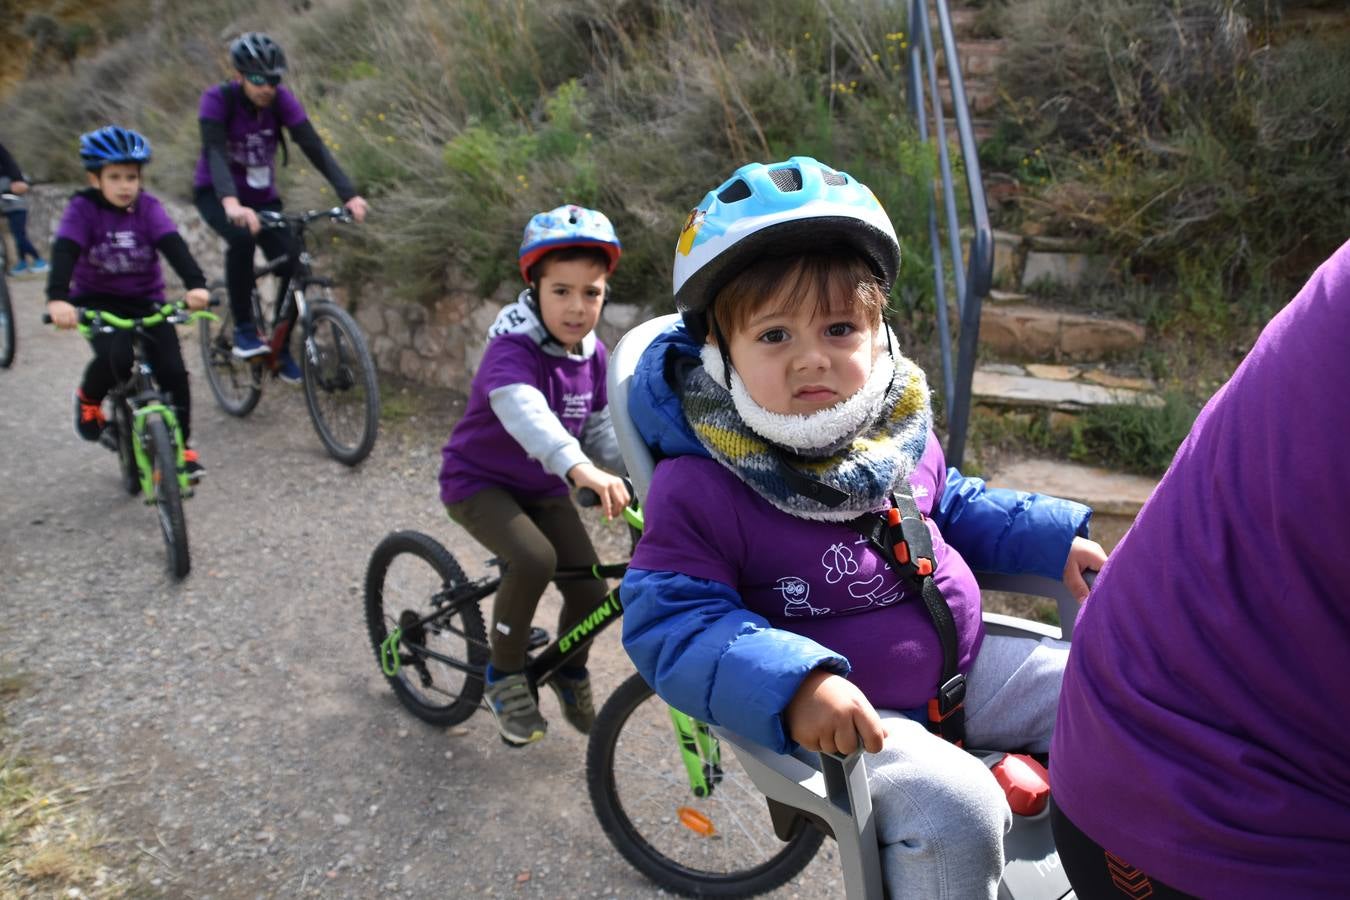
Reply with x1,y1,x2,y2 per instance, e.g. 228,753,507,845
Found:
709,314,734,391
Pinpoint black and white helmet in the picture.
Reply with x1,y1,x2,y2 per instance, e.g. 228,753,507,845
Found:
230,32,287,77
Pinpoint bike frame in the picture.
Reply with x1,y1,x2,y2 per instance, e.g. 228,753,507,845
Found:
77,306,211,495
252,209,347,361
375,504,728,797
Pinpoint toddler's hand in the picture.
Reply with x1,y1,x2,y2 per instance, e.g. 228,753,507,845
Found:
47,300,79,330
184,288,210,311
785,669,886,755
1062,536,1107,603
568,462,630,519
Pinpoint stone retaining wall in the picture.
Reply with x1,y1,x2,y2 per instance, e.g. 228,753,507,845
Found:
19,184,649,392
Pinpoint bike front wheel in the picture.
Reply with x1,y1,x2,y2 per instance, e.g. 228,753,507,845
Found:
302,301,379,465
145,415,190,579
199,281,262,416
365,530,488,725
587,673,824,898
0,270,14,368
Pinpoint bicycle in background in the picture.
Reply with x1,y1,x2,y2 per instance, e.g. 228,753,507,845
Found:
198,207,380,465
45,303,216,579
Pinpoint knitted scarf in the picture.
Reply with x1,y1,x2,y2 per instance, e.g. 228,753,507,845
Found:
680,333,933,522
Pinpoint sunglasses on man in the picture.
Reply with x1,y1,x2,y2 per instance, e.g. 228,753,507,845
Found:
244,73,282,87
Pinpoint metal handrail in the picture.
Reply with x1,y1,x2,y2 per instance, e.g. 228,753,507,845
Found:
906,0,993,468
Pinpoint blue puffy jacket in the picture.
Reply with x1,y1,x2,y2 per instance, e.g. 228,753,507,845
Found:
620,325,1091,752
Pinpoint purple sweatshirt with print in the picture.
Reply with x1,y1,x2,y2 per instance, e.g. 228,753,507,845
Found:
440,333,608,505
54,191,178,301
192,83,307,206
631,431,985,713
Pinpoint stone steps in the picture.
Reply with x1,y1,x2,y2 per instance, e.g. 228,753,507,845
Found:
979,303,1145,362
973,364,1161,413
985,459,1159,552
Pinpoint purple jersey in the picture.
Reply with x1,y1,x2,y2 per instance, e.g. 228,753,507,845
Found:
1052,240,1350,897
193,83,307,206
440,333,608,505
55,190,178,301
631,432,985,712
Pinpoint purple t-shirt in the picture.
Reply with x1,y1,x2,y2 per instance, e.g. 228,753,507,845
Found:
192,83,307,206
55,190,178,301
631,431,985,712
1052,240,1350,897
439,333,608,505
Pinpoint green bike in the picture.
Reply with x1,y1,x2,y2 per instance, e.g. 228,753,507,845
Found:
46,303,216,579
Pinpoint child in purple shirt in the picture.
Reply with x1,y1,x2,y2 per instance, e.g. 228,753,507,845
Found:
46,126,209,478
439,205,630,746
621,158,1106,900
193,32,369,379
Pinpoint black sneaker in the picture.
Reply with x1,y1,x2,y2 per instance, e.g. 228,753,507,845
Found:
73,390,106,442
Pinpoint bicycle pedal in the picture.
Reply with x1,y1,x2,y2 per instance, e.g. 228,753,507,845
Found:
526,626,550,651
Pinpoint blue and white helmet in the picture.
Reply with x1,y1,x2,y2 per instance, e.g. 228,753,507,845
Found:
79,125,153,171
518,204,622,283
672,156,900,320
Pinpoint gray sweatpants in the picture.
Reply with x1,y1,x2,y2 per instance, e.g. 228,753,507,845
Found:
870,633,1068,900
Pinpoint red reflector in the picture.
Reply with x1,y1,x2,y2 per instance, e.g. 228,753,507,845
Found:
915,558,933,576
886,507,901,526
677,806,716,837
893,541,910,564
991,753,1050,816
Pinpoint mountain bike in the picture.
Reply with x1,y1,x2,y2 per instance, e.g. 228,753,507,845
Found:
363,491,824,897
44,303,216,579
197,207,380,465
0,192,15,368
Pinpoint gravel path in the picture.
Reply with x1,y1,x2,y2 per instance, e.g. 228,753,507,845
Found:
0,275,845,899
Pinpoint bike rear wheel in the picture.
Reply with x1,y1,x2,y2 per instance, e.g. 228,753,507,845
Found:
365,530,488,725
146,415,190,579
587,673,824,897
302,301,379,466
112,397,139,496
0,268,14,368
199,281,262,416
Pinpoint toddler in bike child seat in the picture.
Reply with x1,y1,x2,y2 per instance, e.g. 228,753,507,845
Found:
438,204,631,746
620,157,1106,900
46,126,211,480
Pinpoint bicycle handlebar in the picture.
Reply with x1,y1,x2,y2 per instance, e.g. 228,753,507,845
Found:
258,207,353,229
43,303,218,334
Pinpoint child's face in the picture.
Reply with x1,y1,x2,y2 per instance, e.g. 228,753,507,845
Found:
88,164,142,208
536,258,608,349
724,296,877,416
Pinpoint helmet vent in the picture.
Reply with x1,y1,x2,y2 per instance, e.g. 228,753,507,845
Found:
717,179,752,203
768,167,803,192
822,170,847,186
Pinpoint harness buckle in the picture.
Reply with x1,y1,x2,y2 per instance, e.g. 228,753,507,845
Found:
927,674,966,747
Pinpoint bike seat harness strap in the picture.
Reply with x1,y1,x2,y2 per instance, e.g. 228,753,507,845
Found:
847,489,966,747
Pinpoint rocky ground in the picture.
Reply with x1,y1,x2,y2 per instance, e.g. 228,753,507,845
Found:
0,275,844,898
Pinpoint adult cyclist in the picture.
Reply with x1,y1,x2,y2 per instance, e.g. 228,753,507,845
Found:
192,32,368,381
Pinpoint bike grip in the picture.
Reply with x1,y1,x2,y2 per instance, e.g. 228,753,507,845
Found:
577,488,601,508
41,313,52,324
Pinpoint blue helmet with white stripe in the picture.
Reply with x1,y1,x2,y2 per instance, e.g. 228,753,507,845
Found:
79,126,153,171
672,156,900,321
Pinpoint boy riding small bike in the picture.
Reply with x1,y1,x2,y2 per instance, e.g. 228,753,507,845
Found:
46,126,210,478
193,31,368,382
439,204,630,746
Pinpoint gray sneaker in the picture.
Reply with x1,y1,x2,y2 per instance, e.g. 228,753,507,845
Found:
484,672,547,746
547,670,595,734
